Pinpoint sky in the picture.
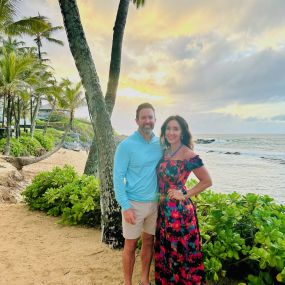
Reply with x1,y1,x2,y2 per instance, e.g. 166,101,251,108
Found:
18,0,285,135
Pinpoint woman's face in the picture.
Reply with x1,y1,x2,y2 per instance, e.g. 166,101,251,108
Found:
165,119,182,145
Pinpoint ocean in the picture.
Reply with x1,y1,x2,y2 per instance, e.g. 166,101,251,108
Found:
192,134,285,204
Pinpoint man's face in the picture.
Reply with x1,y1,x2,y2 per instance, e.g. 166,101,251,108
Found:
136,108,156,135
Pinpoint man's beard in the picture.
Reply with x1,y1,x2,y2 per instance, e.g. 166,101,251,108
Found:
140,125,153,135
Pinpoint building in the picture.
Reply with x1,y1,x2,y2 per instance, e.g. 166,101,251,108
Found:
37,103,69,121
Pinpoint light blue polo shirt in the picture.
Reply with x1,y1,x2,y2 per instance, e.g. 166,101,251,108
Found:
113,131,163,210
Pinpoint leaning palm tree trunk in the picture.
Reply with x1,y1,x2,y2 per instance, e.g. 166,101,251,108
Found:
3,124,70,170
59,0,124,248
84,0,130,176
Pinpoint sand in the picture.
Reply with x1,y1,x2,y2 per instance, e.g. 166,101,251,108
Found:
0,149,149,285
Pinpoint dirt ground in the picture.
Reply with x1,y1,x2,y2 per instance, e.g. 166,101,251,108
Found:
0,149,151,285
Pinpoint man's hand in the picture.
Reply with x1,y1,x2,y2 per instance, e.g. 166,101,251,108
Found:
123,208,136,225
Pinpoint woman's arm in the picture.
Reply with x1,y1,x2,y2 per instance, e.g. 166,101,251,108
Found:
185,166,212,198
168,166,212,200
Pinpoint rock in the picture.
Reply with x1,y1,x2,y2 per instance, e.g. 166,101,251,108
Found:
0,187,18,203
195,138,215,144
0,157,27,204
225,151,241,155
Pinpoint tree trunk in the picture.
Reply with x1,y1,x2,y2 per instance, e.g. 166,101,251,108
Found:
4,94,12,155
85,0,130,176
30,96,33,133
30,96,41,138
2,93,6,128
17,96,21,137
84,135,99,176
12,98,19,138
13,97,20,138
37,38,42,61
105,0,130,115
24,115,27,133
3,124,70,170
69,109,74,131
59,0,124,248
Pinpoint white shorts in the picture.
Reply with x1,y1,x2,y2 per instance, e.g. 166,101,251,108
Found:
122,200,158,240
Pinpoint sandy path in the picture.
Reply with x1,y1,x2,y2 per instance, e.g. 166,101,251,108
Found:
22,149,88,178
0,149,149,285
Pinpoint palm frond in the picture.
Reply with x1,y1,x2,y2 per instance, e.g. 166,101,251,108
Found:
45,37,64,46
0,0,19,25
132,0,145,8
5,16,49,36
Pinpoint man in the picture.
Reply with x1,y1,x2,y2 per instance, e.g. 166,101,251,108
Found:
113,103,162,285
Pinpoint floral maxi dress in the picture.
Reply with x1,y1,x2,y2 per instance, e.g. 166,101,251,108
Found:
154,156,206,285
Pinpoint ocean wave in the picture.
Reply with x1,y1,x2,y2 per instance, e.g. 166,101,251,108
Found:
198,147,285,165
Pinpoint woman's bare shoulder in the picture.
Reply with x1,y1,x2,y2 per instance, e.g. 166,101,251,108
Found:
181,146,198,160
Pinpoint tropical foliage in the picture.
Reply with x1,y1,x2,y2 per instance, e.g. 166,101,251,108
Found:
186,180,285,285
0,0,70,155
22,165,101,226
0,131,55,156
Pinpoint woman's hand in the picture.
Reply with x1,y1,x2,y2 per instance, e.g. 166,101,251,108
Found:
168,189,186,201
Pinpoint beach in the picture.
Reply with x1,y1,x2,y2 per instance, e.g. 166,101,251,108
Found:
0,149,148,285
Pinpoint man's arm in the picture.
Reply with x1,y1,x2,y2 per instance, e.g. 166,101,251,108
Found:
113,142,131,211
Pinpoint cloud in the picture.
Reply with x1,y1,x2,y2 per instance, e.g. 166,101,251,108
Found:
19,0,285,134
272,115,285,122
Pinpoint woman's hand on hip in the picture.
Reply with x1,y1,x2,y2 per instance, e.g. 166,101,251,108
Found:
168,189,185,201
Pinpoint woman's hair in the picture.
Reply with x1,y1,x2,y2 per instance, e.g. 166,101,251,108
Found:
160,115,194,149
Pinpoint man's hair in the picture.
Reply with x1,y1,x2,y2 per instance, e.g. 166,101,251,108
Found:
136,102,155,119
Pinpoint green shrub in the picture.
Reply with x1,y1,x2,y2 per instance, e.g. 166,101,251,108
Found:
45,128,64,144
186,179,285,285
19,135,44,156
0,137,28,156
35,119,45,126
22,165,100,227
34,131,55,151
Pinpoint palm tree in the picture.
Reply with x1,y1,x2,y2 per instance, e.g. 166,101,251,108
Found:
42,80,63,134
15,15,63,60
59,0,147,248
0,47,38,154
84,0,131,176
59,79,85,130
0,0,49,37
27,67,55,137
0,0,17,32
18,88,30,133
59,0,126,248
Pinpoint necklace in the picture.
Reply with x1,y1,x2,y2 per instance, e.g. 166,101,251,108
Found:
168,144,183,158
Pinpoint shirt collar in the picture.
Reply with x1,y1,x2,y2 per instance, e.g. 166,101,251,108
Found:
135,130,156,143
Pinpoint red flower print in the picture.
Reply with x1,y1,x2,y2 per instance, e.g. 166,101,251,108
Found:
171,210,181,219
172,220,181,232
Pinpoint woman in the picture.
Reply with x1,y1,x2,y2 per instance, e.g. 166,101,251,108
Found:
154,115,212,285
